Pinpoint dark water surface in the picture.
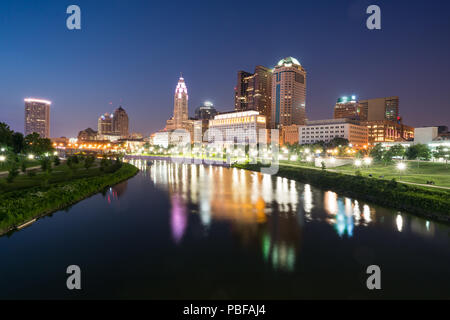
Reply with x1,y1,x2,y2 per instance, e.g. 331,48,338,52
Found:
1,160,449,299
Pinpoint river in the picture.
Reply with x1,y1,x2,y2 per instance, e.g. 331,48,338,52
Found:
0,160,449,299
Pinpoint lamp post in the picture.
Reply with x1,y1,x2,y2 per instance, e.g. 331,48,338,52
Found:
397,162,406,179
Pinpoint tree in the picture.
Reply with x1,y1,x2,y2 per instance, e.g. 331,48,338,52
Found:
405,144,431,167
433,146,450,167
84,155,95,170
6,161,19,183
0,122,13,149
370,144,384,162
53,156,61,166
24,133,53,155
389,145,405,158
21,160,27,173
11,132,25,154
327,137,349,149
40,157,52,173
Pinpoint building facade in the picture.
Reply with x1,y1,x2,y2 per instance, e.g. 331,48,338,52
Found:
78,128,98,141
298,119,368,148
98,113,114,136
167,76,189,130
280,125,300,145
113,106,129,138
271,57,307,128
195,101,218,120
24,98,51,138
363,120,414,144
358,96,399,121
235,65,272,127
333,96,365,120
208,110,267,144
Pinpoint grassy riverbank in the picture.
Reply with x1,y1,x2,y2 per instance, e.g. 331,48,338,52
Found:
234,163,450,223
0,163,139,235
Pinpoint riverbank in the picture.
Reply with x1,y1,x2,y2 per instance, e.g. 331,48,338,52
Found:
0,163,139,235
234,163,450,223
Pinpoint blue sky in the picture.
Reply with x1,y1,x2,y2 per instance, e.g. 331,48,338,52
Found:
0,0,449,137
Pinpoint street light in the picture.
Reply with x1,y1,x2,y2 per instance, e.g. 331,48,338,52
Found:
0,148,5,152
28,154,34,160
397,162,406,171
364,157,372,165
0,155,6,162
354,159,362,167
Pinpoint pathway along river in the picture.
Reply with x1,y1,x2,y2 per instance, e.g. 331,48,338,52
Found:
0,160,449,299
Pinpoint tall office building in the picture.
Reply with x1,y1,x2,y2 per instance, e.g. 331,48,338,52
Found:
235,65,272,127
98,113,114,135
24,98,51,138
195,101,218,120
271,57,307,129
358,96,399,121
167,76,189,131
113,106,129,138
333,95,365,120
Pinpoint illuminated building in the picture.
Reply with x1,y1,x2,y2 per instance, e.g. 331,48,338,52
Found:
333,95,365,120
166,76,189,130
151,131,169,148
299,119,368,148
208,110,267,144
364,119,414,144
195,101,217,120
113,106,129,138
235,66,272,127
78,128,98,141
358,96,399,121
280,124,300,145
24,98,51,138
98,113,114,136
271,57,307,128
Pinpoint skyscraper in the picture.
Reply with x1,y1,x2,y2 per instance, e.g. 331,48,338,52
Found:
98,113,114,136
24,98,51,138
333,95,365,120
358,96,399,121
195,101,218,120
271,57,307,129
167,76,189,130
235,65,272,127
113,106,129,138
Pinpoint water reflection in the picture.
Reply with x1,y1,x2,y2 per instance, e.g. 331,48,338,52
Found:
133,159,438,272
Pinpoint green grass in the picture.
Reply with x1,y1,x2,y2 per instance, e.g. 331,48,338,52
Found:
281,160,450,189
0,163,139,235
236,162,450,222
0,159,40,172
0,162,104,193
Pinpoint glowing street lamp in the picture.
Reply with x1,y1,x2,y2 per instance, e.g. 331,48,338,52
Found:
304,148,310,154
0,148,5,152
28,154,34,160
397,162,406,171
315,149,321,154
306,156,313,162
354,159,362,167
0,155,6,162
363,157,372,165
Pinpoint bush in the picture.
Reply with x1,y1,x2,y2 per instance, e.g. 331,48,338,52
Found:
53,156,60,166
234,163,450,219
27,170,37,177
6,164,19,183
0,163,139,234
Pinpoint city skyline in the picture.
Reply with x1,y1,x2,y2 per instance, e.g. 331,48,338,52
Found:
1,0,450,138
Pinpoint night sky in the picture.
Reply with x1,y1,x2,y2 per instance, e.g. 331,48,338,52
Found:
1,0,449,138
